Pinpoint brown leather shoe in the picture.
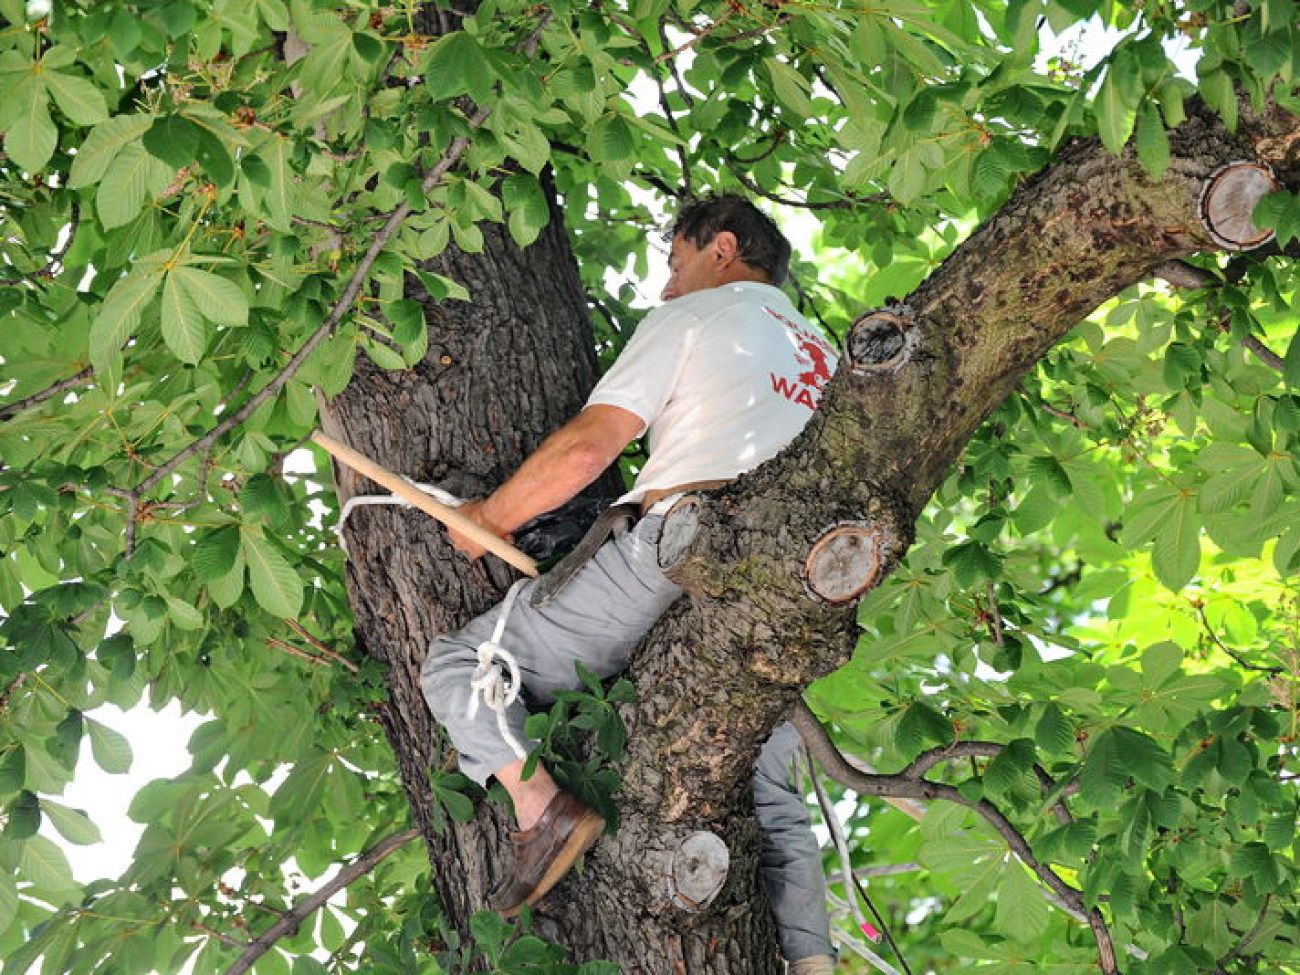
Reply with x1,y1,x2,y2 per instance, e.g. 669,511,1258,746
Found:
491,792,605,917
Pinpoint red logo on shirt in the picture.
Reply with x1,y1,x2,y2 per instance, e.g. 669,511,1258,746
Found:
763,306,836,411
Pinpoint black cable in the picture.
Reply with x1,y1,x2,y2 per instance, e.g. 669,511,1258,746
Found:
850,869,914,975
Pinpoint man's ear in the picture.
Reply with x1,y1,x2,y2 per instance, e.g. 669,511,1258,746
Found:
711,230,740,266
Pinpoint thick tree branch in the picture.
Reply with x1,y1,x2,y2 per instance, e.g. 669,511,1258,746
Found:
223,829,418,975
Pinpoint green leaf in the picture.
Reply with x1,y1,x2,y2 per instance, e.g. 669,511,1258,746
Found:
1095,67,1136,155
255,133,295,232
4,791,40,839
86,717,133,774
1252,190,1300,250
98,142,175,230
1150,489,1201,590
505,174,549,248
423,32,495,103
1081,727,1171,807
88,265,165,374
895,701,954,755
41,799,103,845
942,539,1003,586
0,871,16,939
430,771,477,823
44,69,109,125
242,529,303,618
0,747,25,797
69,112,155,188
192,526,241,582
588,114,635,162
6,77,56,173
994,858,1050,941
173,266,249,325
1034,702,1074,754
19,835,77,894
1134,102,1169,178
142,115,201,169
160,269,208,364
767,59,814,116
1198,66,1237,131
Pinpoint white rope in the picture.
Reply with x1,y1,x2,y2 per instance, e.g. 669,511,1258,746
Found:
333,476,530,758
467,578,530,760
335,478,463,554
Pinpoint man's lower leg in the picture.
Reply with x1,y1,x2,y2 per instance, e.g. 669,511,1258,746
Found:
495,758,561,829
490,758,604,916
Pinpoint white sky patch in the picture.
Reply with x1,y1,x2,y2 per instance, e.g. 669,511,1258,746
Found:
55,701,205,884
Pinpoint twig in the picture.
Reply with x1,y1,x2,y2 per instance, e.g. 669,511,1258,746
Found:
1042,402,1086,427
0,203,80,286
266,637,333,668
791,701,1120,974
807,751,869,932
984,581,1005,646
123,495,139,558
1241,333,1285,372
191,921,248,948
1216,892,1271,971
787,272,839,349
730,169,884,211
901,740,1002,780
1193,601,1284,674
0,365,93,424
655,6,738,64
1152,259,1285,373
284,620,359,673
657,20,695,109
224,829,419,975
812,753,916,975
1151,259,1215,290
719,13,794,45
855,863,922,878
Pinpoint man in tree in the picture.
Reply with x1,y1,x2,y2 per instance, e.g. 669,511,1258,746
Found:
422,194,838,972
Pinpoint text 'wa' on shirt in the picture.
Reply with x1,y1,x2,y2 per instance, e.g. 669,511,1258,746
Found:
585,281,839,504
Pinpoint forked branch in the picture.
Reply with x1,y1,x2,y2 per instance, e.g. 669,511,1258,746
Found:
790,701,1119,975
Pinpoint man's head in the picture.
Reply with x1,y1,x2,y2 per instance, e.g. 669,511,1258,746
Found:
661,194,791,301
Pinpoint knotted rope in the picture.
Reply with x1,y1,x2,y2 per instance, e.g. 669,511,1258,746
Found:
467,578,530,759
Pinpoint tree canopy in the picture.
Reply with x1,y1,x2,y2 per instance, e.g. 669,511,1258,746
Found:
0,0,1298,973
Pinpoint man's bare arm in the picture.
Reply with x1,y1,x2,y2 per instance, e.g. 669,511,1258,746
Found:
450,404,644,559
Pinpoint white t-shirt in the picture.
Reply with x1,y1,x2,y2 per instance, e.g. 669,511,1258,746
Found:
586,281,839,504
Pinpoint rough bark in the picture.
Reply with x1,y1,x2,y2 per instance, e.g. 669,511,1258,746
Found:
315,185,631,948
318,93,1300,973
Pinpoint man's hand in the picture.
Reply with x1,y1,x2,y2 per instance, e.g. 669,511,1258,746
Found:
448,498,513,561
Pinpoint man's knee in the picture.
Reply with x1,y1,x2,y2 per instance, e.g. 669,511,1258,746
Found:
421,633,470,721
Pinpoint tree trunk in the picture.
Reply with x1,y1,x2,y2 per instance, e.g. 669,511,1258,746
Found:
316,174,787,968
318,90,1300,972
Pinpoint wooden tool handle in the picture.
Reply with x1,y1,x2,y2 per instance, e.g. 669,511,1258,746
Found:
311,431,538,577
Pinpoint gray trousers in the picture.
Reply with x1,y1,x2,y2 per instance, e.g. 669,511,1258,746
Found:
421,514,833,961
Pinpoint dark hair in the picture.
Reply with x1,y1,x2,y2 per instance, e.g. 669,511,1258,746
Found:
667,193,792,285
